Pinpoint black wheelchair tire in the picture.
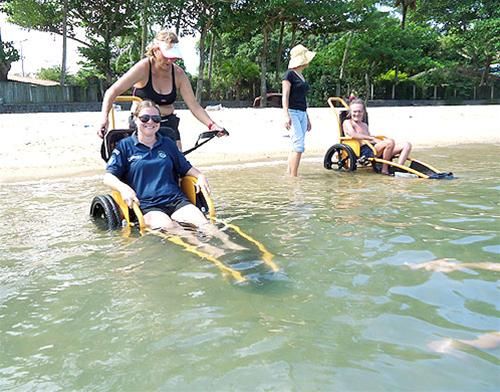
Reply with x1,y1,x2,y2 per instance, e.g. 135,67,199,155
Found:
90,195,121,230
104,194,123,227
323,144,357,171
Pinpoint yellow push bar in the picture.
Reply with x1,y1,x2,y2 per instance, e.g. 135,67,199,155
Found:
108,95,143,130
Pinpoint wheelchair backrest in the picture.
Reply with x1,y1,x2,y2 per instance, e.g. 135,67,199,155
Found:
101,129,134,162
339,110,349,137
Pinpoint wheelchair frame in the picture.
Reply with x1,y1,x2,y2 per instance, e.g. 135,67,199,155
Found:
323,97,453,179
90,96,279,283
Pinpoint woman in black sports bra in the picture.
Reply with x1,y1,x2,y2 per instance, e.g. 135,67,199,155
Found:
97,30,224,150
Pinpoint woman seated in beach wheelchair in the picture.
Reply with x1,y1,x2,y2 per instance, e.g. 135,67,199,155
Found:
323,97,453,179
93,96,225,230
90,97,279,283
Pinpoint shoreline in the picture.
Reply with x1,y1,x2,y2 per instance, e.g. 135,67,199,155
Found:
1,105,499,183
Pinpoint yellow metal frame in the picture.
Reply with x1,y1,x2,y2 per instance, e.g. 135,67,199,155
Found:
106,96,279,282
326,96,432,179
108,95,143,130
110,191,246,283
110,190,279,283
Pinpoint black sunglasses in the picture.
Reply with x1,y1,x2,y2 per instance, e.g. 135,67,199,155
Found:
138,114,162,123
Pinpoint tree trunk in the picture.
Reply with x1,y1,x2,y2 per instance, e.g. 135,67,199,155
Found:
60,0,68,85
290,23,297,47
175,2,184,35
235,83,240,101
339,31,353,97
259,25,269,107
141,0,149,57
206,32,216,99
104,39,113,88
392,64,399,99
401,4,407,30
0,63,11,81
195,24,208,103
365,62,374,101
275,20,285,84
0,26,7,80
365,72,370,102
480,57,491,86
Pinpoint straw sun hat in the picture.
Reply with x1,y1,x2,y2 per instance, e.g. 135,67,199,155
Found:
288,44,316,69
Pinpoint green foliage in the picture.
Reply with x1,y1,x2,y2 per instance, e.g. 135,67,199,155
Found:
4,0,497,101
0,40,20,63
71,67,102,88
36,66,65,82
376,69,409,82
3,0,64,34
217,56,259,99
0,40,20,80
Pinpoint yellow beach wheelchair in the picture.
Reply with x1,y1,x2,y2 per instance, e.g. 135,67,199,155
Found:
323,97,453,179
90,96,280,283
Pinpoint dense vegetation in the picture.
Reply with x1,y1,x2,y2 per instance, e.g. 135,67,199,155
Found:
1,0,499,105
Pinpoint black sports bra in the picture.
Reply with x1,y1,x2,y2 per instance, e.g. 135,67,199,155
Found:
133,60,177,105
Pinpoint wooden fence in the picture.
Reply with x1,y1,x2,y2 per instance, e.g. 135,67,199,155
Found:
0,81,100,105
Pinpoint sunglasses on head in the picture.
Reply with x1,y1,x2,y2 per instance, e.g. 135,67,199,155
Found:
138,114,162,123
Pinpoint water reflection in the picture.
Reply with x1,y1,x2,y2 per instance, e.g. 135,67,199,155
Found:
0,145,499,390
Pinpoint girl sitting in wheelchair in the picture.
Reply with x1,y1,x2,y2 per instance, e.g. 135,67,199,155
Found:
343,98,412,175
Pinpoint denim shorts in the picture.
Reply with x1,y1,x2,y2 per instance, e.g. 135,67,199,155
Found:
360,144,374,158
288,109,308,153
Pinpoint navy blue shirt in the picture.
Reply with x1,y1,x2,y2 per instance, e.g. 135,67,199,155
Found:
106,133,192,209
283,69,309,111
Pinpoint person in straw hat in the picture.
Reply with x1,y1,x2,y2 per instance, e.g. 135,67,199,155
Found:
282,44,316,176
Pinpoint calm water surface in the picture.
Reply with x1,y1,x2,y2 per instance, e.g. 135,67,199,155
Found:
1,144,499,391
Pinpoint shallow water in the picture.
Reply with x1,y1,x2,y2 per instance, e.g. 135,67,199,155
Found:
1,144,499,391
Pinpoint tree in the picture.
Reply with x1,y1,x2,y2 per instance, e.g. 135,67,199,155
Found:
4,0,141,87
150,0,231,102
444,18,500,85
417,0,500,86
220,56,259,100
395,0,416,29
0,28,20,80
61,0,68,85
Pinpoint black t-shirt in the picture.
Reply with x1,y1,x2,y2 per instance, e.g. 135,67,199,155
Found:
283,70,309,111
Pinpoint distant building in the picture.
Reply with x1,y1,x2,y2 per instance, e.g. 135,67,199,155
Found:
8,74,60,86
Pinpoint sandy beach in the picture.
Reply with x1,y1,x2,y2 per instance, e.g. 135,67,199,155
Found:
1,104,499,183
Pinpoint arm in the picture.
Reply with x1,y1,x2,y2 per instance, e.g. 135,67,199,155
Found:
97,59,148,137
342,120,378,143
282,79,291,130
103,172,139,207
177,68,223,132
186,167,210,195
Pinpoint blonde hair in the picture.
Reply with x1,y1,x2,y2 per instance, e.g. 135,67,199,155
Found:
349,98,366,112
145,30,179,57
133,99,161,117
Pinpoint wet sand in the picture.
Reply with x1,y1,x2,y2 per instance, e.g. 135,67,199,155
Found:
1,104,499,183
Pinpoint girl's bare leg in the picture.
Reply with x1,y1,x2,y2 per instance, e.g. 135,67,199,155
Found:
146,209,225,258
172,204,245,251
393,141,412,165
375,139,395,174
287,151,302,177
